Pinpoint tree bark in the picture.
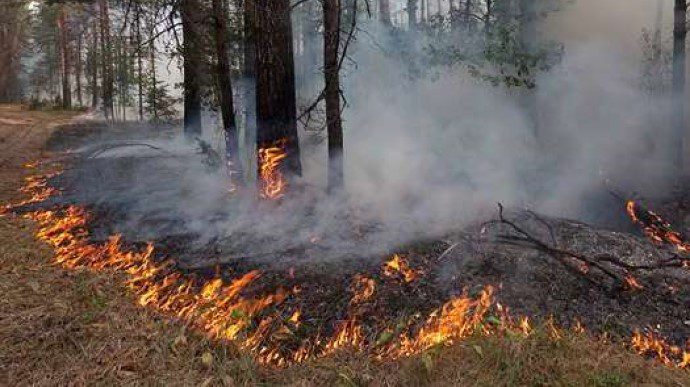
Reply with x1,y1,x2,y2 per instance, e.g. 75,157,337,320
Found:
58,5,72,109
212,0,242,183
75,32,83,106
136,3,144,121
323,0,344,192
90,12,99,109
673,0,687,171
99,0,114,120
254,0,302,177
180,0,203,137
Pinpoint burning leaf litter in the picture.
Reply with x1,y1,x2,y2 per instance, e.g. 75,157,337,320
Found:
6,162,690,369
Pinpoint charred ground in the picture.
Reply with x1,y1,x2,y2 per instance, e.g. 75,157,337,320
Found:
16,118,690,355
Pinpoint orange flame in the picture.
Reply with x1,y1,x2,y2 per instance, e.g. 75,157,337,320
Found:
383,254,422,283
626,200,690,253
631,330,689,368
258,141,288,200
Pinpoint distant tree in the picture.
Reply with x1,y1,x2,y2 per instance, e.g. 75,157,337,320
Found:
673,0,687,171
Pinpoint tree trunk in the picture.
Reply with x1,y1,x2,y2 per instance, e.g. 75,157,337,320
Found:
58,5,72,109
324,0,344,192
180,0,203,137
407,0,417,29
75,32,83,106
254,0,302,177
90,12,99,109
99,0,114,120
136,4,144,121
379,0,391,26
212,0,242,184
673,0,687,171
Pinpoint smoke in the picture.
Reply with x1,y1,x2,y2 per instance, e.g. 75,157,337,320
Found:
61,1,678,266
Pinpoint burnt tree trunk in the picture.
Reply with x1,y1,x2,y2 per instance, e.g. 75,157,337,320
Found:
254,0,302,177
673,0,687,172
212,0,241,183
379,0,391,26
323,0,344,192
180,0,203,137
58,5,72,109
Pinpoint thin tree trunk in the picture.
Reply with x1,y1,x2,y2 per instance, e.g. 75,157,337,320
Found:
212,0,242,184
136,3,144,121
254,0,302,178
90,12,99,109
324,0,344,192
99,0,114,121
75,32,83,106
673,0,687,171
58,5,72,109
180,0,203,137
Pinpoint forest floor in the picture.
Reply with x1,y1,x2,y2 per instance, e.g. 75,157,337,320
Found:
1,104,689,386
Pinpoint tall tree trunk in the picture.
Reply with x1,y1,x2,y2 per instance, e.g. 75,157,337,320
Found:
254,0,302,178
58,5,72,109
324,0,344,192
180,0,203,137
673,0,687,171
75,32,83,106
136,3,144,121
407,0,417,29
379,0,391,26
212,0,242,184
99,0,114,121
90,13,99,109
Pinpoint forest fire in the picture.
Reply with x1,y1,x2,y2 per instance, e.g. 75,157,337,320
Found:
258,141,288,200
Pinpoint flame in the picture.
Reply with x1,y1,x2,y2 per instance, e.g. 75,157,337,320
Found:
382,254,422,283
626,200,690,253
11,161,690,368
631,330,689,368
258,141,288,200
350,274,375,305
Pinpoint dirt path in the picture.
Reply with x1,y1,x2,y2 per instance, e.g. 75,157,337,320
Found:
0,104,688,386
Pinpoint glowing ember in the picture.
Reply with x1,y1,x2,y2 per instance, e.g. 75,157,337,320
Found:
382,254,422,283
258,141,288,200
626,200,689,253
624,274,644,291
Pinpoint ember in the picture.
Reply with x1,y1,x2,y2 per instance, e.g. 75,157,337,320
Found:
626,200,690,253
